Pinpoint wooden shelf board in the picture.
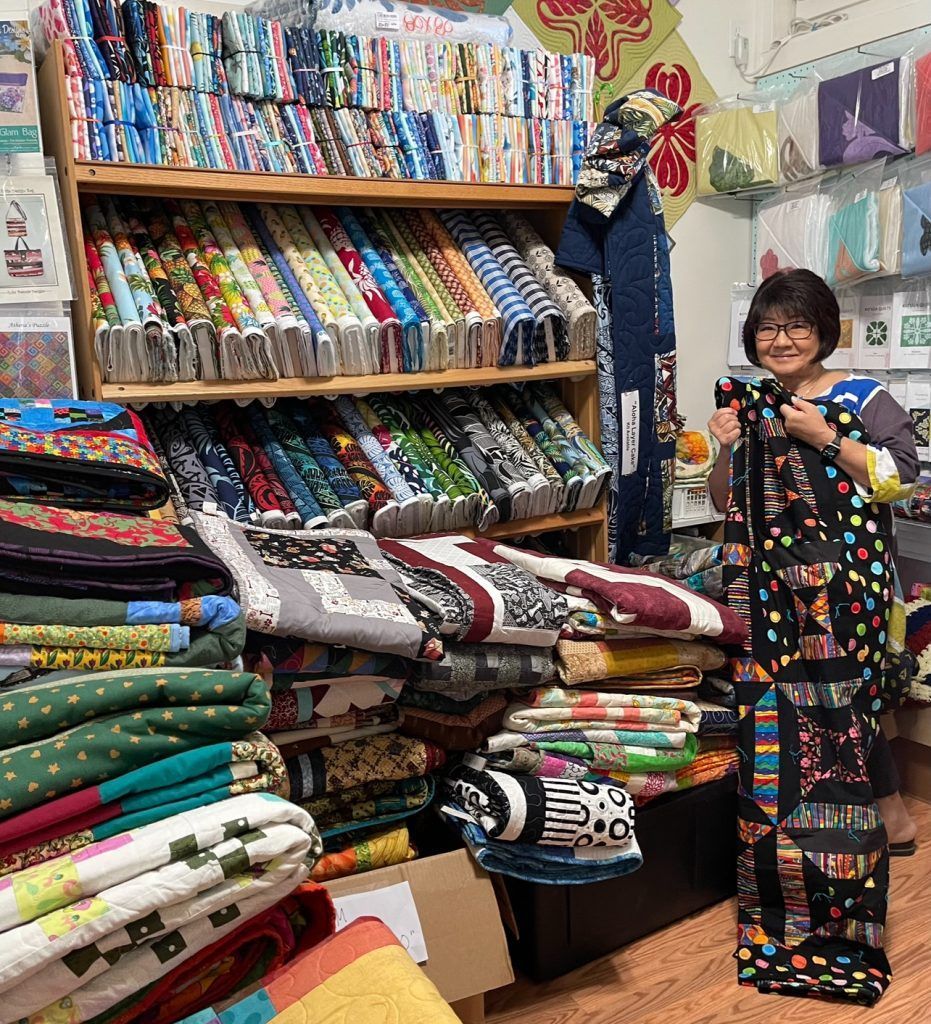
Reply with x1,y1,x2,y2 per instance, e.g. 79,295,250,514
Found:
473,506,603,540
73,163,576,208
102,361,596,405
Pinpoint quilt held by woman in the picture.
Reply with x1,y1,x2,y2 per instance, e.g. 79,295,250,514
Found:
718,376,892,1005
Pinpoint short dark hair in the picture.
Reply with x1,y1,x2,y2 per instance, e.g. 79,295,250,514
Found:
742,269,840,368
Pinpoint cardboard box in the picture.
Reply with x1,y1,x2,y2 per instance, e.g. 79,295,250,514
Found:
323,849,514,1018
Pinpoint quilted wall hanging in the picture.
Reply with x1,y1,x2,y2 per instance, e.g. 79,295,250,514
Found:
619,30,717,227
502,0,681,116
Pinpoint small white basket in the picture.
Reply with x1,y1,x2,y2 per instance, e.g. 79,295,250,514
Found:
672,483,723,527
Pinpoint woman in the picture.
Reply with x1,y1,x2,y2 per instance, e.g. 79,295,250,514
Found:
708,269,920,854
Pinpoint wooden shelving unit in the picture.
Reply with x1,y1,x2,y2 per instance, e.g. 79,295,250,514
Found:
39,41,608,561
103,360,596,404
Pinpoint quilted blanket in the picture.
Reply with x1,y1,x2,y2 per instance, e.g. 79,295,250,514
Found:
310,825,416,881
0,734,286,876
409,642,557,700
0,667,269,821
440,804,643,884
192,512,443,660
400,693,507,751
555,637,727,686
0,794,320,1024
379,535,569,646
285,734,445,801
466,540,747,643
302,777,434,849
243,635,413,688
95,883,335,1024
0,399,168,512
445,764,634,847
177,917,460,1024
505,687,701,735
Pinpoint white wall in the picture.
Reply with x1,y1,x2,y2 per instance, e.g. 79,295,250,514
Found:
670,1,753,430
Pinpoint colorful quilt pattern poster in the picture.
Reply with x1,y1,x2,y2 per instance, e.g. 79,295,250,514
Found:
505,0,681,116
620,30,716,227
0,18,40,154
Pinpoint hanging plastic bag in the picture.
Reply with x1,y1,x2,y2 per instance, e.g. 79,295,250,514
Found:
817,55,910,167
755,176,831,281
915,38,931,155
778,76,821,181
890,279,931,370
855,282,895,371
695,94,778,195
877,166,903,276
822,158,885,289
727,283,755,366
899,153,931,280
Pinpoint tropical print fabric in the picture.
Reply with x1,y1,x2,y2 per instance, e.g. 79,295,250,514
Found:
718,375,892,1005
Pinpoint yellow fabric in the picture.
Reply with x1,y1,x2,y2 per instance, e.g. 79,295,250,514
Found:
274,944,460,1024
556,636,726,686
695,107,778,195
861,445,917,504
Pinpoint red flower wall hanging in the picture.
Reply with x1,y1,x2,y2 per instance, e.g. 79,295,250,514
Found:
537,0,653,83
644,60,701,197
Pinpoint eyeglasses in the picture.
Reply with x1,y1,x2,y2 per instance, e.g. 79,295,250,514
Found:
754,320,814,342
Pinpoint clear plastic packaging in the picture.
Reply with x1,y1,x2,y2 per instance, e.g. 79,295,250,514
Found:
755,176,830,281
822,158,884,289
695,94,779,196
778,76,821,182
0,308,76,397
898,153,931,280
817,54,910,167
727,284,755,367
824,291,859,370
915,38,931,155
905,376,931,461
855,282,895,370
890,280,931,370
876,166,903,276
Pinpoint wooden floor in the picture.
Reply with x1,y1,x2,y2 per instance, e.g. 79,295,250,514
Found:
486,796,931,1024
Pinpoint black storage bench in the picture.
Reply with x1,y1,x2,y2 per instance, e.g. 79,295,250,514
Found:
502,774,738,980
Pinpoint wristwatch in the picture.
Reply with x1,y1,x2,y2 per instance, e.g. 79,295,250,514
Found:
820,439,842,463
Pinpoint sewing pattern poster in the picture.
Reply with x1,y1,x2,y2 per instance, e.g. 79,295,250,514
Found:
0,17,39,154
0,175,72,303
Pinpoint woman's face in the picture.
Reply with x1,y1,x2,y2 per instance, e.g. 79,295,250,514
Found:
754,308,821,379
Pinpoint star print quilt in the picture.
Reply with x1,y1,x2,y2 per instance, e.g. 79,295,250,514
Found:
0,734,287,878
0,794,319,1024
0,668,270,823
718,376,892,1005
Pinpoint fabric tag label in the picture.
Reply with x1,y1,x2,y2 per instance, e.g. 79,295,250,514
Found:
872,62,895,80
375,10,401,31
333,881,428,963
620,390,640,475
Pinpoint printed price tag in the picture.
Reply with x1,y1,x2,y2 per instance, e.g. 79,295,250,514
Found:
872,62,895,80
375,10,401,31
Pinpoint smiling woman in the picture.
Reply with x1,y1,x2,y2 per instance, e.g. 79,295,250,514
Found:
707,267,921,858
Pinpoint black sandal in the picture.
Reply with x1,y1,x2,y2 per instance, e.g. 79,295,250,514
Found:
889,840,917,857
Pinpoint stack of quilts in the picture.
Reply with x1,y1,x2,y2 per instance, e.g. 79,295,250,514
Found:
243,635,441,881
189,511,451,881
905,595,931,703
379,535,649,882
423,544,746,876
82,199,597,384
142,386,607,538
43,0,595,184
0,397,341,1024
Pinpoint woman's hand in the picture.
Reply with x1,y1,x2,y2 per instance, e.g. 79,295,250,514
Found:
779,397,835,450
708,408,740,447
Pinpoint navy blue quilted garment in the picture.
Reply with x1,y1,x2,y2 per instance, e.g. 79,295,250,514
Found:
555,89,682,563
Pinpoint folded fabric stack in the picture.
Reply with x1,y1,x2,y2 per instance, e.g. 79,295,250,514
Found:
895,474,931,523
83,198,597,384
627,539,725,601
189,511,450,881
177,917,461,1024
905,598,931,703
0,793,328,1024
0,397,342,1022
43,0,595,183
243,635,440,881
143,386,607,537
